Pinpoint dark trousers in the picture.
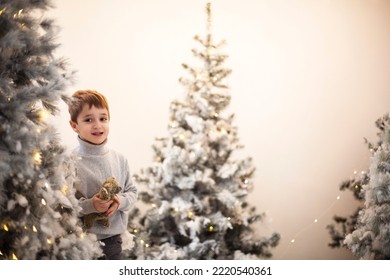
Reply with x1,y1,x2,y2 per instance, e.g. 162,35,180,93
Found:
99,234,122,260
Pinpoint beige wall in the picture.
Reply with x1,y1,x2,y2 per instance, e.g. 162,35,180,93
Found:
49,0,390,259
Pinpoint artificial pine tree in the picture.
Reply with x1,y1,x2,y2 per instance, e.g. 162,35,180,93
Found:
0,0,102,259
327,115,390,249
126,3,280,260
343,113,390,259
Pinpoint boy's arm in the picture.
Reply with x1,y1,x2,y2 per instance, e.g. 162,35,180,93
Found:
116,160,138,212
76,187,114,215
77,196,99,215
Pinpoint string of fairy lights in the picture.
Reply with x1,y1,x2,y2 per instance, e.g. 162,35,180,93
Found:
277,158,372,258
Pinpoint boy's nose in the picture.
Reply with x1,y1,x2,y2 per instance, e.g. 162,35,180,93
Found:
93,122,101,129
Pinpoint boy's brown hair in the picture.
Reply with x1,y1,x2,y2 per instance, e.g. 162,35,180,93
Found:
68,89,110,123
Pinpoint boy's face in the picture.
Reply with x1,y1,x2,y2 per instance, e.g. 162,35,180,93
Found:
69,104,110,145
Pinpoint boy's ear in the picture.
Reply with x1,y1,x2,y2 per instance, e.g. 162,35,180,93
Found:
69,120,79,133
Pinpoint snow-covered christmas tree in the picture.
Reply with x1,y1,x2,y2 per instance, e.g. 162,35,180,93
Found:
343,113,390,259
326,116,390,249
126,3,280,260
0,0,102,259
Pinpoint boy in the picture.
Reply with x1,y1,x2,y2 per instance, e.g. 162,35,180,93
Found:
68,89,137,259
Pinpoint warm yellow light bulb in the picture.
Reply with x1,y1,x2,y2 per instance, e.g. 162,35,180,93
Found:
32,225,37,232
61,185,68,195
178,134,185,140
33,150,42,165
38,109,50,122
209,225,214,232
41,198,46,205
3,224,9,231
13,9,23,18
11,253,18,260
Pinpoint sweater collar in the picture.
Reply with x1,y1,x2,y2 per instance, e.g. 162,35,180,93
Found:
77,136,109,156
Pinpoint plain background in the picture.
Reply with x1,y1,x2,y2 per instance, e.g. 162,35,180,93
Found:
47,0,390,259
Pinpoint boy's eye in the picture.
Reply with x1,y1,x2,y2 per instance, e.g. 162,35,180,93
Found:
84,118,92,122
100,117,108,122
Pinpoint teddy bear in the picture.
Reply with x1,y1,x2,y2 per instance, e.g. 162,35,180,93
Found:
83,176,121,229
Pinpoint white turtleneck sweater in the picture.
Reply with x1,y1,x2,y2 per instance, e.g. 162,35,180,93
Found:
71,137,137,240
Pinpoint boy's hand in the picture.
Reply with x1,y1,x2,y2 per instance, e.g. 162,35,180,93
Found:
92,193,112,213
106,195,120,218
